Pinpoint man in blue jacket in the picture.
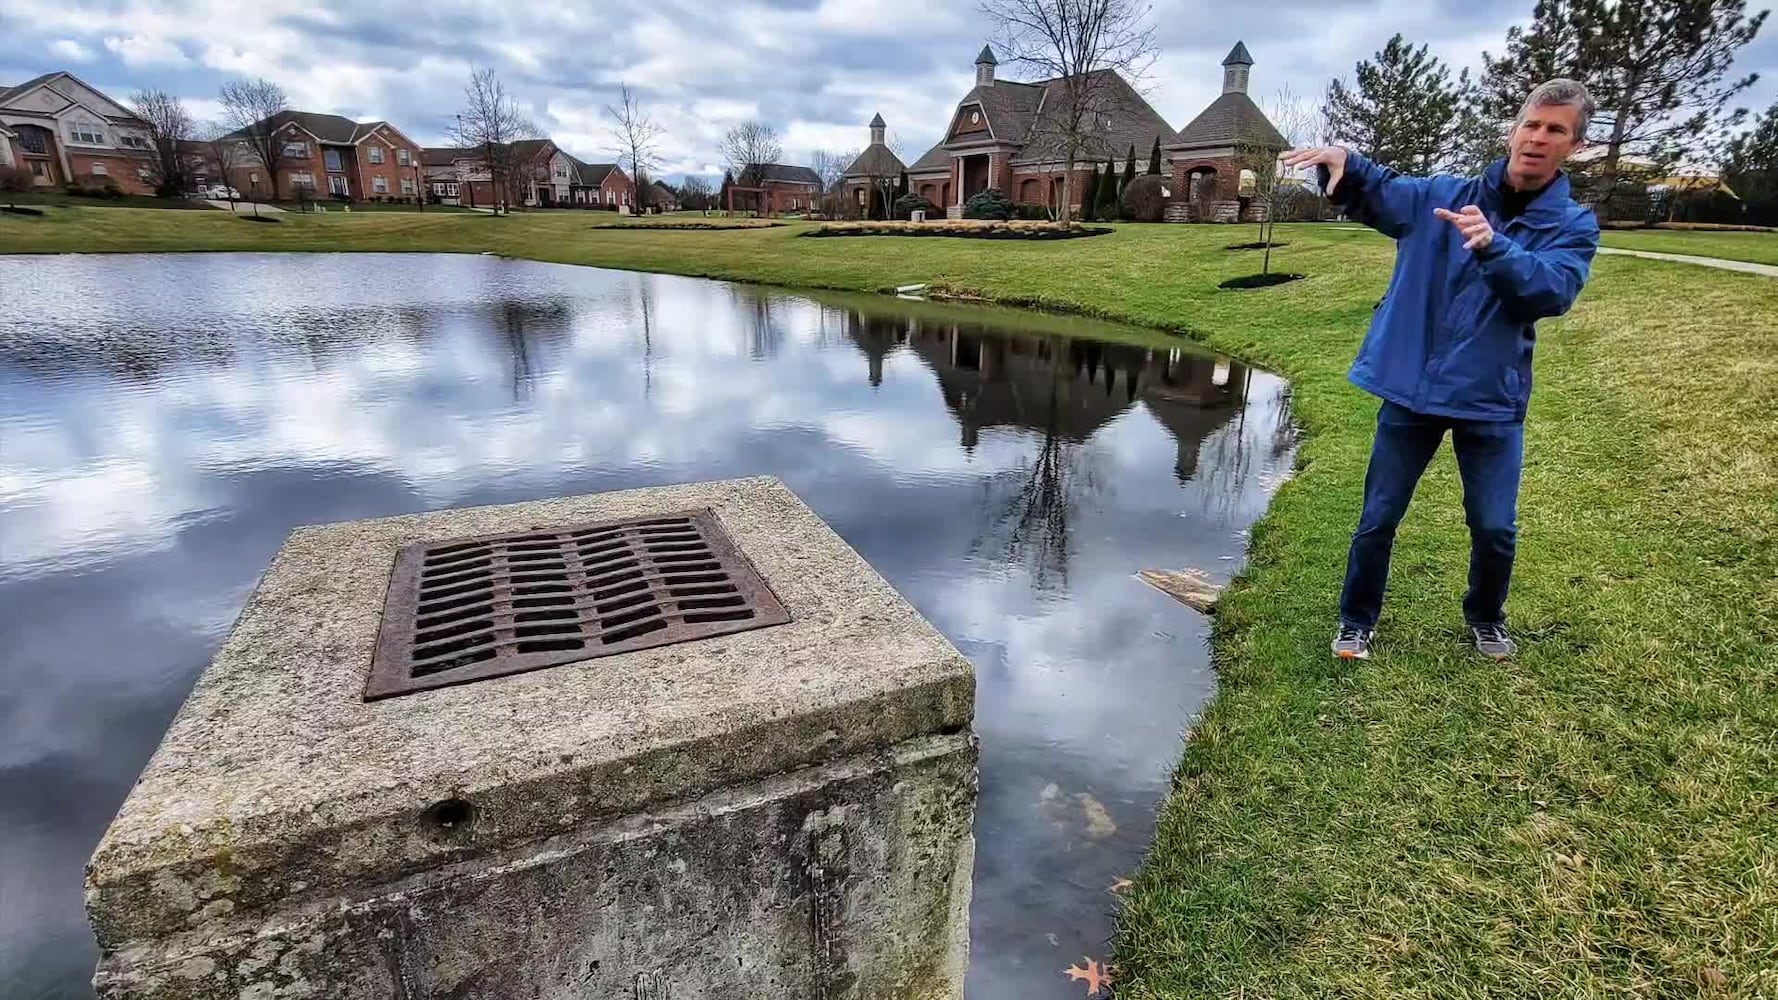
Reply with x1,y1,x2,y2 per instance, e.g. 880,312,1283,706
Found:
1281,79,1600,662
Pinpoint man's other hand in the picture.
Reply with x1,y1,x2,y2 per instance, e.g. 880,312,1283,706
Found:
1433,205,1495,251
1280,146,1347,194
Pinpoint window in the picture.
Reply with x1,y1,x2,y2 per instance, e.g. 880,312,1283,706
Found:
119,134,148,149
373,176,388,193
431,182,445,195
291,172,315,187
369,145,384,164
323,149,342,172
18,130,47,154
70,121,105,144
138,166,152,180
283,141,308,158
250,172,260,184
606,190,614,203
30,161,47,177
397,148,410,166
90,162,108,175
446,182,459,196
401,178,415,194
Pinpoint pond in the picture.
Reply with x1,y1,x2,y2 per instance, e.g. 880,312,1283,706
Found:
0,252,1296,999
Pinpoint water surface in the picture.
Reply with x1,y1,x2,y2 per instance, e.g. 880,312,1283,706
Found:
0,253,1295,999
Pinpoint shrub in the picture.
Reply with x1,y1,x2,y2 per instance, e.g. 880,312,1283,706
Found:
1014,202,1050,220
962,187,1016,221
65,175,123,199
0,164,33,193
1121,175,1164,222
893,192,940,220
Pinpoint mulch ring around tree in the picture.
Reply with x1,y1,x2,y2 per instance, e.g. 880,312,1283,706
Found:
238,215,282,224
590,221,782,231
805,222,1111,240
1219,272,1305,290
1,205,47,216
1224,241,1288,250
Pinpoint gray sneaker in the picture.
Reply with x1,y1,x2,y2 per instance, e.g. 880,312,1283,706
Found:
1331,623,1375,660
1470,622,1517,660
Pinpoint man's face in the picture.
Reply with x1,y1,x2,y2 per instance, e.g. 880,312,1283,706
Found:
1507,102,1583,187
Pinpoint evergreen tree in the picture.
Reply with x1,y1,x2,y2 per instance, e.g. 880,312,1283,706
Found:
1098,156,1120,218
1324,33,1469,175
1147,135,1162,175
1080,163,1101,221
1722,98,1778,220
1479,0,1768,211
1122,144,1137,194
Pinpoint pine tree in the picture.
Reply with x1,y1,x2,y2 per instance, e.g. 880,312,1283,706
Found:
1479,0,1768,213
1324,33,1469,175
1080,163,1101,221
1098,156,1120,218
1147,135,1162,175
1721,98,1778,219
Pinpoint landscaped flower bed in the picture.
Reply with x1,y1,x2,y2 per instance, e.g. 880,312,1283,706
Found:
589,218,780,230
804,219,1111,240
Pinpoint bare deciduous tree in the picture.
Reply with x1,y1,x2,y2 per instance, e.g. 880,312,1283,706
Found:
129,89,195,196
448,68,538,215
679,175,713,213
718,121,783,213
218,78,290,201
606,83,663,211
201,121,247,212
1239,86,1318,276
980,0,1158,222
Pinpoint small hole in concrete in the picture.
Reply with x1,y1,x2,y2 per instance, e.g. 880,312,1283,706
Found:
425,798,474,832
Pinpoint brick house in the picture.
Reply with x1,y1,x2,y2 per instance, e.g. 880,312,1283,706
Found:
842,113,907,217
1164,42,1288,222
0,71,156,193
647,180,680,212
222,111,423,202
906,45,1175,218
563,156,633,208
725,163,822,215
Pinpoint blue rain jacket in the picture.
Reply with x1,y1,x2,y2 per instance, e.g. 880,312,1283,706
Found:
1325,152,1599,422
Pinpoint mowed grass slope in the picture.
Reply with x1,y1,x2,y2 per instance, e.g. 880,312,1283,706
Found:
4,206,1775,996
1600,227,1778,266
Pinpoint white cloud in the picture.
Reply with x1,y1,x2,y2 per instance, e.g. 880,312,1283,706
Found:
48,39,94,62
102,33,189,68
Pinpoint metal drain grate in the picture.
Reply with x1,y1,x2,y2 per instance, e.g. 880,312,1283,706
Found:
363,509,789,700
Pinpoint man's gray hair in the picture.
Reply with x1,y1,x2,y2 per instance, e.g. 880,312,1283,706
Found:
1518,78,1595,139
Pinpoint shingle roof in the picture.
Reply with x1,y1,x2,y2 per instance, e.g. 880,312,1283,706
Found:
1009,71,1176,165
1169,91,1286,150
742,163,821,186
954,80,1046,144
227,111,410,146
422,146,469,167
843,143,906,178
0,71,146,125
507,138,554,163
908,141,949,173
869,112,886,128
976,45,998,66
0,72,62,106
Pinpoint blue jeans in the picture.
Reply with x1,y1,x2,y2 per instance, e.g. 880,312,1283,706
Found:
1340,401,1524,629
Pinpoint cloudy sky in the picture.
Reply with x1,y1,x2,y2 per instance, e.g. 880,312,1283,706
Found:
4,0,1774,180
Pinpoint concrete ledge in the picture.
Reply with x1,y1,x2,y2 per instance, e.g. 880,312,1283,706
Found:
88,477,975,947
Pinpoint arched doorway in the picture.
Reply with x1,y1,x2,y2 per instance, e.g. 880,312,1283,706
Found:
1017,177,1040,204
940,181,952,208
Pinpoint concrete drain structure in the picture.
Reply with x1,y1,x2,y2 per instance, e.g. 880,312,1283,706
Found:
86,477,977,999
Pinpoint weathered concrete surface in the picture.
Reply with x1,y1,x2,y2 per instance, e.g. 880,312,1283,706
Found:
94,733,976,1000
87,477,977,996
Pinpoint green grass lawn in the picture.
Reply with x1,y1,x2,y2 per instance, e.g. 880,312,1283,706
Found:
1600,228,1778,266
2,190,214,210
3,207,1775,997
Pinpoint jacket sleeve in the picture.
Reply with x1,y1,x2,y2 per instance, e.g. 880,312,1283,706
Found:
1321,150,1431,240
1473,213,1600,320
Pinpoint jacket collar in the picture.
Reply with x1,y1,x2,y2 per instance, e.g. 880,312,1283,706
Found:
1483,157,1571,229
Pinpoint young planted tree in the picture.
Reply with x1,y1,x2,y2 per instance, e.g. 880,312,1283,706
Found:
979,0,1158,222
606,83,663,212
718,120,783,214
1240,86,1318,276
218,78,289,201
810,148,853,216
1324,33,1470,175
448,68,538,215
201,121,246,212
1479,0,1768,215
130,89,196,196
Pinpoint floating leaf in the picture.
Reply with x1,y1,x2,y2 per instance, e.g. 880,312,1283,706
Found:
1065,957,1112,996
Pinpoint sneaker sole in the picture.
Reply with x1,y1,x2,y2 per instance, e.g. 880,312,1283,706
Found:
1333,648,1370,660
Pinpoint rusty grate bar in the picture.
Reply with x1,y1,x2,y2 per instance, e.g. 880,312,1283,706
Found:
363,509,789,700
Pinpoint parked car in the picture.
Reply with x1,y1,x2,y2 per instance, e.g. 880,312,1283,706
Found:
200,185,241,200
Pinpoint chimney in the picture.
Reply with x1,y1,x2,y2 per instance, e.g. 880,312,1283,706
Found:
975,45,997,88
869,112,886,146
1221,41,1253,95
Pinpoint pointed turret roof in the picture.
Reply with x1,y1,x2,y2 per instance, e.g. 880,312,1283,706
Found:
976,44,998,66
1222,41,1253,66
869,112,886,128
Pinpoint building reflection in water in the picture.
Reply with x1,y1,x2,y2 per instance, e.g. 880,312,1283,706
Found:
841,307,1251,588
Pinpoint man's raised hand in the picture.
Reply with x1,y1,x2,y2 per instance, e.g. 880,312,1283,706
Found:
1433,205,1494,251
1279,147,1347,195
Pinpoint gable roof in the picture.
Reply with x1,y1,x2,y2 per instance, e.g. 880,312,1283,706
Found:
950,80,1046,144
422,146,469,167
649,179,678,199
225,110,417,147
843,143,906,178
0,71,145,126
0,72,61,106
1169,91,1286,150
1012,70,1176,164
507,138,555,164
741,163,821,186
561,152,619,186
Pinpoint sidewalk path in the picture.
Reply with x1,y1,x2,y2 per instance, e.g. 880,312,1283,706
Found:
1597,246,1778,277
